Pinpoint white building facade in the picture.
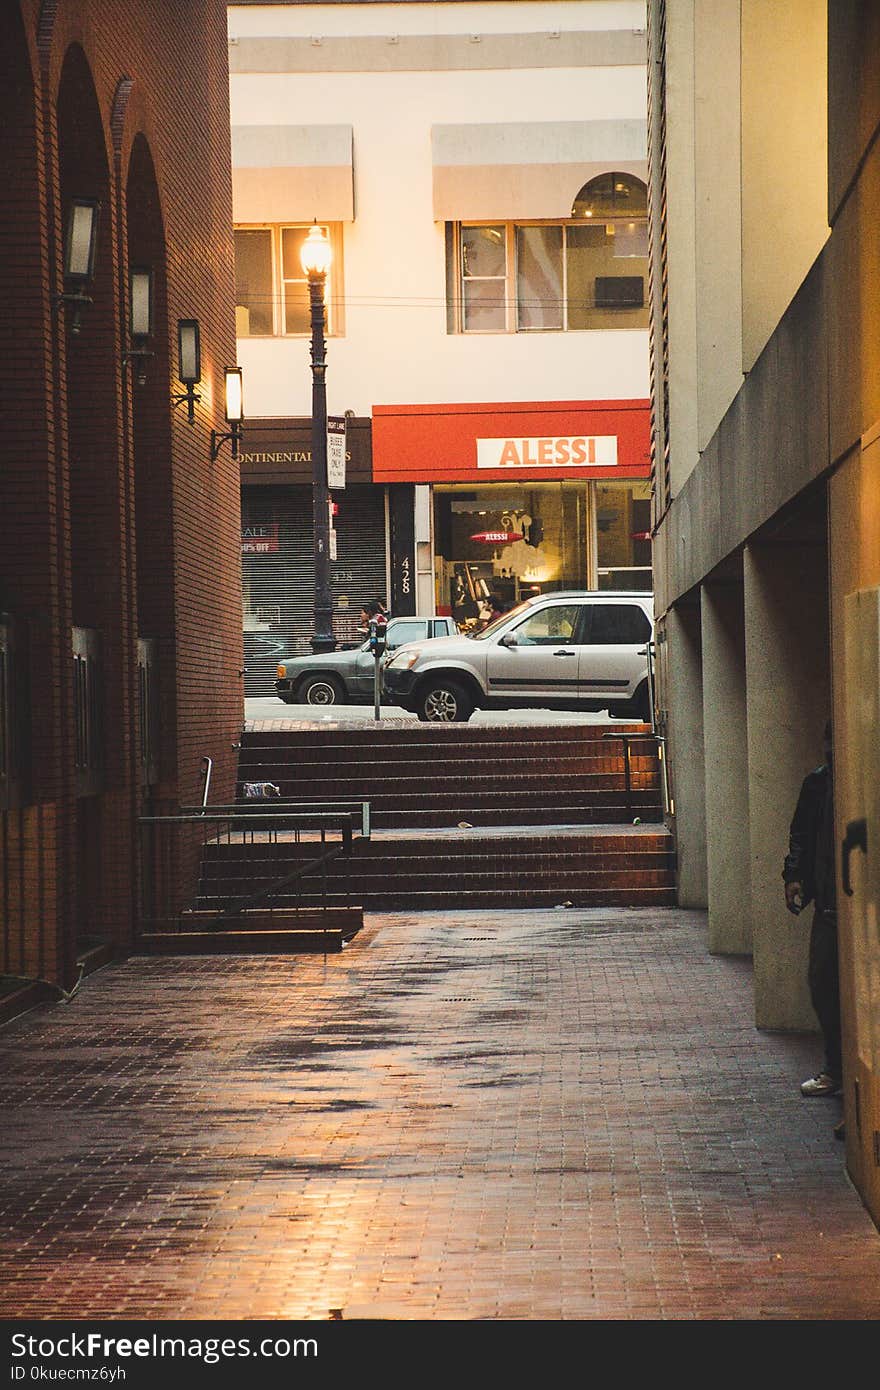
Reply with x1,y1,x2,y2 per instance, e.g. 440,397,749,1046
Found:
228,1,651,687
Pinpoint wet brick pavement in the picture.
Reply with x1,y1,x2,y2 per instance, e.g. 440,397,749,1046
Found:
1,907,879,1321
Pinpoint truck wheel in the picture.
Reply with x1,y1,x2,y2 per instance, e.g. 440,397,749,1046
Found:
417,678,473,722
631,680,651,723
298,674,343,707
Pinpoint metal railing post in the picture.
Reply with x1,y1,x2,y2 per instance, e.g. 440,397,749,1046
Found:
200,756,213,812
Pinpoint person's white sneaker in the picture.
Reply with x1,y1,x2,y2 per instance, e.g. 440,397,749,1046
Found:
800,1072,842,1097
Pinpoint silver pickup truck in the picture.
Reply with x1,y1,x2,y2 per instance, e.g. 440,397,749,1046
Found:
275,615,458,707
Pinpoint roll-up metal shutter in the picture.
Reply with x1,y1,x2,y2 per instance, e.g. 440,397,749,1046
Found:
241,483,387,696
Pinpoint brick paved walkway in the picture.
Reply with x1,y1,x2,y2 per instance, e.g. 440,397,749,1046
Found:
1,908,879,1321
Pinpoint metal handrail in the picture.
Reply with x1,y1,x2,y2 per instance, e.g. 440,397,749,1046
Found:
137,794,373,934
182,800,371,839
184,806,369,834
213,838,351,921
601,728,665,819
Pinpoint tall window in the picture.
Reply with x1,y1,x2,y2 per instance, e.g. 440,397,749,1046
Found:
234,224,342,336
448,173,648,334
460,225,507,331
235,229,274,336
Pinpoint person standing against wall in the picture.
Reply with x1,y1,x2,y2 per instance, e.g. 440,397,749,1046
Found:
782,720,842,1100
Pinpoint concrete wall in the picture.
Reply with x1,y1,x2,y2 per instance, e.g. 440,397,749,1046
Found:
652,0,880,1224
663,0,699,493
692,0,743,452
658,0,828,488
740,0,828,372
827,2,880,222
660,109,880,610
829,426,880,1232
743,541,830,1030
827,134,880,470
664,600,707,909
661,253,829,606
701,574,751,955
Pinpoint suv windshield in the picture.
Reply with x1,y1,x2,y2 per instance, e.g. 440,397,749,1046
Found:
469,599,533,640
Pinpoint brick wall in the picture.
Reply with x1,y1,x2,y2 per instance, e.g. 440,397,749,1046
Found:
0,0,242,986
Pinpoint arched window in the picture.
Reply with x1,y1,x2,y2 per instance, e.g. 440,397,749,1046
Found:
446,171,650,334
566,171,648,327
572,172,647,220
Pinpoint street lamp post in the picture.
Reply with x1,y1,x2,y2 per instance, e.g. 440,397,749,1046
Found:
301,225,336,654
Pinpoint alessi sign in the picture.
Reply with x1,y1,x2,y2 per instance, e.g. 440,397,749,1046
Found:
372,400,650,484
470,530,524,544
476,436,617,469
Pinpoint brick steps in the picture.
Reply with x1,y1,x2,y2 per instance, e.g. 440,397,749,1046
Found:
357,806,659,829
237,745,656,769
199,869,673,895
237,724,663,830
229,723,673,911
199,829,672,855
138,929,344,955
198,823,675,912
225,801,661,829
195,887,676,911
233,772,658,795
200,850,674,876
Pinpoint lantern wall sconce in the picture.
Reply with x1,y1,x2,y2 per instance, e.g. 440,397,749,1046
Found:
171,318,201,423
210,367,244,460
56,198,100,334
123,266,154,386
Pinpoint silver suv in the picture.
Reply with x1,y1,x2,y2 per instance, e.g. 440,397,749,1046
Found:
383,591,653,723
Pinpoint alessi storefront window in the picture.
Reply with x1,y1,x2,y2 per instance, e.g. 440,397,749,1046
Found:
433,480,652,630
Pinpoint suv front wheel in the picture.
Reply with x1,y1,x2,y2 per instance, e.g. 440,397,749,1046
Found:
416,677,474,723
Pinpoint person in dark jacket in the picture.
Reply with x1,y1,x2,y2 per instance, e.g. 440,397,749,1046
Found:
782,720,841,1097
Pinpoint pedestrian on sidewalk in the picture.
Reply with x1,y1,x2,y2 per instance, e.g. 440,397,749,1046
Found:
782,719,842,1100
359,599,388,633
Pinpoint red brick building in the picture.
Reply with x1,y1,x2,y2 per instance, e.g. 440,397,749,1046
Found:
0,1,243,992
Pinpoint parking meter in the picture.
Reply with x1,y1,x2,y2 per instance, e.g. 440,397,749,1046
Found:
369,618,386,719
368,618,387,658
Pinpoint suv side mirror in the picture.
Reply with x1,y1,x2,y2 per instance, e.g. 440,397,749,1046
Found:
498,631,518,649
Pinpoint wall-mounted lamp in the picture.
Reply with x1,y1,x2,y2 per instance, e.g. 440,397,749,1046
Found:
124,266,153,386
57,198,100,334
210,367,244,460
172,318,201,423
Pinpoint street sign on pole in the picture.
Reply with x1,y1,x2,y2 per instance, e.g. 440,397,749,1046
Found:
327,416,346,489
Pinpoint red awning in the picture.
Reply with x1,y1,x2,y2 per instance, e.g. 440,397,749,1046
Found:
372,399,651,484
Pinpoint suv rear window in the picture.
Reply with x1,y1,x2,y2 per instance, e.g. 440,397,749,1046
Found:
588,604,651,645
